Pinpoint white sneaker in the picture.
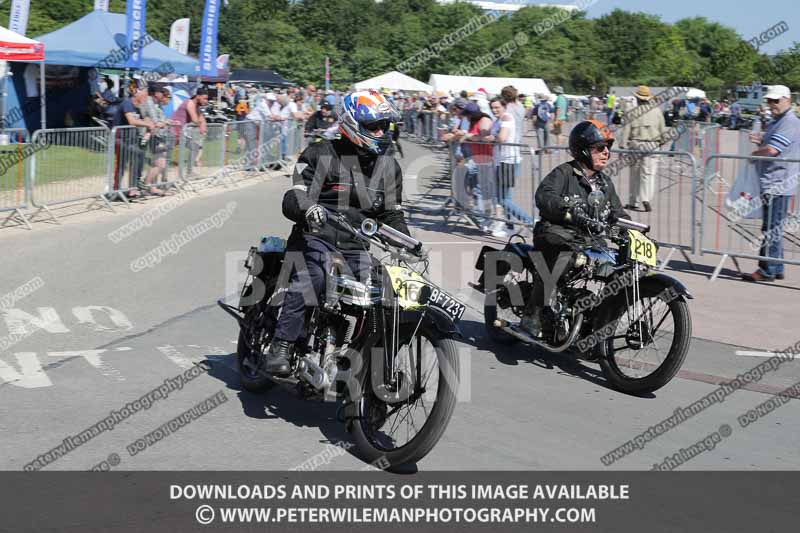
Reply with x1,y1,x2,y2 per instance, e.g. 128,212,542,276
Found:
490,221,508,238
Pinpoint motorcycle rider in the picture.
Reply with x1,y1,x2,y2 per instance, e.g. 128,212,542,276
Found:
522,120,628,337
263,90,412,375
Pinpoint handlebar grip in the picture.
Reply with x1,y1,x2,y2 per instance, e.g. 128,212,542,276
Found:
615,218,650,233
376,223,422,252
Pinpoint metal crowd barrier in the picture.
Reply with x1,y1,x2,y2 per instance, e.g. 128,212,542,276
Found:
284,119,304,162
179,123,226,182
107,125,182,202
29,127,113,222
0,129,33,229
701,153,800,279
443,139,537,233
221,119,261,184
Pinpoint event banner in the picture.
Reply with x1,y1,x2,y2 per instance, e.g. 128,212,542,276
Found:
169,18,190,56
1,472,796,532
200,0,221,77
8,0,31,36
94,0,110,11
125,0,148,69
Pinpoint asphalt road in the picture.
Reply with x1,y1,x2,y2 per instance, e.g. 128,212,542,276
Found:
1,140,798,472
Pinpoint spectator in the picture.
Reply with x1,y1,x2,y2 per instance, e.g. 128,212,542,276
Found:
486,96,532,237
553,86,568,142
624,85,666,213
96,75,121,124
501,85,525,146
729,100,741,130
685,98,696,119
235,99,249,121
533,93,553,151
605,92,616,124
459,102,494,212
172,86,209,175
243,94,275,171
742,85,800,282
138,83,176,195
113,84,154,198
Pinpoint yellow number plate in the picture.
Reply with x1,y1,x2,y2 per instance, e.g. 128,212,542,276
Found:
385,266,427,310
628,230,657,267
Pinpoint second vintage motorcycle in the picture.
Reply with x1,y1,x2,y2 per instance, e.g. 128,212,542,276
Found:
474,190,692,394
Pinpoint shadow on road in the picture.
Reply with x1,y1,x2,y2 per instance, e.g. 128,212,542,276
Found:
200,352,421,471
458,319,655,398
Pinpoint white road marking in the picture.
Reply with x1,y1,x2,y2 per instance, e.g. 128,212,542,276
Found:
48,350,126,382
736,350,797,359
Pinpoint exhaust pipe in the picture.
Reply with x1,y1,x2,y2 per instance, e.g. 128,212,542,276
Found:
494,315,584,353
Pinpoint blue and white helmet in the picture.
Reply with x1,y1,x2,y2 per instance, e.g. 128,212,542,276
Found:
339,90,398,155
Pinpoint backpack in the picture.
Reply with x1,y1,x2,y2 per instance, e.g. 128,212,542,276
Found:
537,102,551,123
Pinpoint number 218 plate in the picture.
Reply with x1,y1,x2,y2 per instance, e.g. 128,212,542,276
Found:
628,229,657,267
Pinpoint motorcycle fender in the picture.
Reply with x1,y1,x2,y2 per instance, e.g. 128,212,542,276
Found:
589,274,692,331
645,273,694,299
400,308,462,338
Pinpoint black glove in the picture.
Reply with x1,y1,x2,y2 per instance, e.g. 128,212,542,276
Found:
305,204,327,229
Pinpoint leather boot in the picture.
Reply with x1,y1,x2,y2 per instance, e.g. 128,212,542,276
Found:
263,339,292,376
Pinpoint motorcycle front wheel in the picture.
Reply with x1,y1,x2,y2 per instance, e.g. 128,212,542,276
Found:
597,279,691,394
344,327,460,472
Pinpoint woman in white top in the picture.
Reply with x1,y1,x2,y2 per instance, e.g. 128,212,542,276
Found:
483,97,533,237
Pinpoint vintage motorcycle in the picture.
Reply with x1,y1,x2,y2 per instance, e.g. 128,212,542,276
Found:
218,209,463,470
474,190,692,394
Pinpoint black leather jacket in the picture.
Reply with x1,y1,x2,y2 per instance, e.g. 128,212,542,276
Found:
282,138,410,250
534,161,628,246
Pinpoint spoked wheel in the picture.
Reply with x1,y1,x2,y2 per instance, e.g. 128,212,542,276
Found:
236,302,277,393
346,327,460,471
598,279,691,394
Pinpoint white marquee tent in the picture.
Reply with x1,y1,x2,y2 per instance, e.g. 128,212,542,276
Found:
353,71,433,93
428,74,551,98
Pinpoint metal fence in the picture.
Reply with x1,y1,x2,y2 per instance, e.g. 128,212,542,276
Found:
700,153,800,279
444,140,537,235
179,123,226,182
29,127,112,222
107,125,182,201
0,119,308,230
0,129,33,228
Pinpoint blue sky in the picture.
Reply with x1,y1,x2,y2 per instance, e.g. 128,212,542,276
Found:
580,0,800,54
518,0,798,54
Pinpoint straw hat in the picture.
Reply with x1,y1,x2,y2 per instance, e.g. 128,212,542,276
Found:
633,85,653,101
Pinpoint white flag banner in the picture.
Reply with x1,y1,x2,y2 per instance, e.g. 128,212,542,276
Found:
169,18,191,56
8,0,31,36
94,0,110,11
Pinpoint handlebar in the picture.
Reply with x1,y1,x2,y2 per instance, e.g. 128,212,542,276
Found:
615,218,650,233
320,207,424,257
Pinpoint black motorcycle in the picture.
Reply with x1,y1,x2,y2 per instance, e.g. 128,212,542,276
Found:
475,191,693,394
218,209,463,470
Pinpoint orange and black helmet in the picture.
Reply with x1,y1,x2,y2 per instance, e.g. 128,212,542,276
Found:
569,120,614,169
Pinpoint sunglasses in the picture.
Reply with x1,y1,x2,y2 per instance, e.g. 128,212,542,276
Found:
766,98,781,104
363,119,390,133
590,142,612,153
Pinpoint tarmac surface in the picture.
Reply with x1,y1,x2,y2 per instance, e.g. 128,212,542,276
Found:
1,139,798,472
